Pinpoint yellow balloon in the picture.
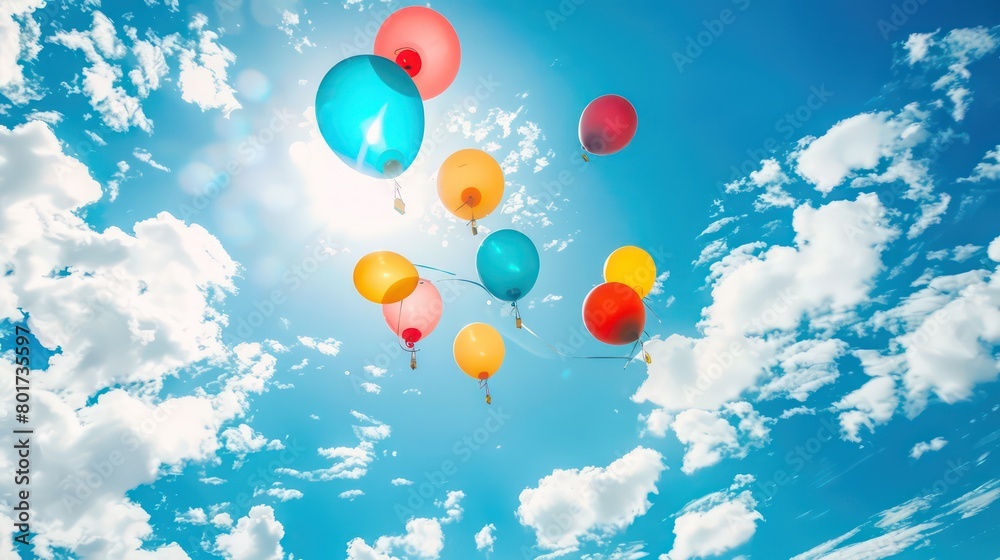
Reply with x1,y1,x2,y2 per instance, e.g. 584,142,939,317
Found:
604,246,656,298
453,322,505,380
353,251,419,304
437,149,505,222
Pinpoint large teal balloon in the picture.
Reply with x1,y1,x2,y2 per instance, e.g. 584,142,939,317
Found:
476,229,540,302
315,55,424,179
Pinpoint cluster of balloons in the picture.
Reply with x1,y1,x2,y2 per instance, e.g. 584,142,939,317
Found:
321,6,644,403
352,228,539,402
582,246,657,361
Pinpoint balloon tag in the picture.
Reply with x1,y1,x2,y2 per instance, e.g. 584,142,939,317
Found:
470,220,478,236
581,153,589,162
644,352,652,364
394,197,406,215
485,395,492,405
515,317,522,329
410,353,417,370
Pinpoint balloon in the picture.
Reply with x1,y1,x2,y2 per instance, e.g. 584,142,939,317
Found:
353,251,419,304
382,278,443,346
582,282,646,345
453,322,505,380
437,149,504,233
374,6,461,100
604,246,656,297
477,229,539,302
315,55,424,179
579,94,637,156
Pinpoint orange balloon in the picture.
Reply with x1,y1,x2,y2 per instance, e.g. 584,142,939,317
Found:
453,322,505,380
353,251,419,304
437,149,504,223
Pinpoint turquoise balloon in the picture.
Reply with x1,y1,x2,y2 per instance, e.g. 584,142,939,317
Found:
315,55,424,179
476,229,540,302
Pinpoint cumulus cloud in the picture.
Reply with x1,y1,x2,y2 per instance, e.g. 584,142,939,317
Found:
475,524,496,552
959,144,1000,183
516,447,665,550
298,335,343,356
346,492,464,559
634,194,898,417
215,505,285,560
664,474,763,560
906,26,999,122
794,107,927,193
671,403,772,474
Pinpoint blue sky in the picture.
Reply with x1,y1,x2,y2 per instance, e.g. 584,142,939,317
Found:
1,0,999,559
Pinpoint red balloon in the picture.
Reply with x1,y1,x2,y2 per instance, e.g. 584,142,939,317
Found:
395,49,422,77
374,6,461,100
582,282,646,345
578,95,637,156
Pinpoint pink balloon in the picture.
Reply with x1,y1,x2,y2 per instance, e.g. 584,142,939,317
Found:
578,95,638,156
382,278,443,347
374,7,461,100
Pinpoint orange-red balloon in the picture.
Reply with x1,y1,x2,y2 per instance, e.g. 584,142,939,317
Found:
582,282,646,345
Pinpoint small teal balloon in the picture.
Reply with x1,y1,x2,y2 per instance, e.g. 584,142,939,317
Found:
315,55,424,179
476,229,540,302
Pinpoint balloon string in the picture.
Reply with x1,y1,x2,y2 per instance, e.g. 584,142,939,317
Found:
479,379,491,404
519,320,638,366
642,299,662,323
414,264,457,276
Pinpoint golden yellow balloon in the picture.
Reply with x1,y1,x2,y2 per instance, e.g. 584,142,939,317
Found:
604,246,656,298
353,251,419,304
437,149,504,232
453,322,505,380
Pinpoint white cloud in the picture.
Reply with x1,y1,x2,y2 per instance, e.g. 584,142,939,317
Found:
298,335,343,356
792,523,939,560
907,193,950,239
276,411,389,481
833,376,898,442
780,406,815,419
794,109,927,193
391,478,414,486
945,478,1000,519
699,215,743,237
634,194,898,414
0,0,44,104
876,495,935,530
49,11,154,132
215,505,285,560
990,236,1000,262
693,239,727,267
213,513,234,528
671,404,771,474
516,447,665,550
474,524,496,553
176,507,209,524
222,424,283,466
26,109,63,124
861,262,1000,417
959,144,1000,183
133,147,170,171
346,493,463,559
177,14,241,116
758,338,847,402
664,475,763,560
340,489,364,501
918,27,999,122
904,32,935,64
